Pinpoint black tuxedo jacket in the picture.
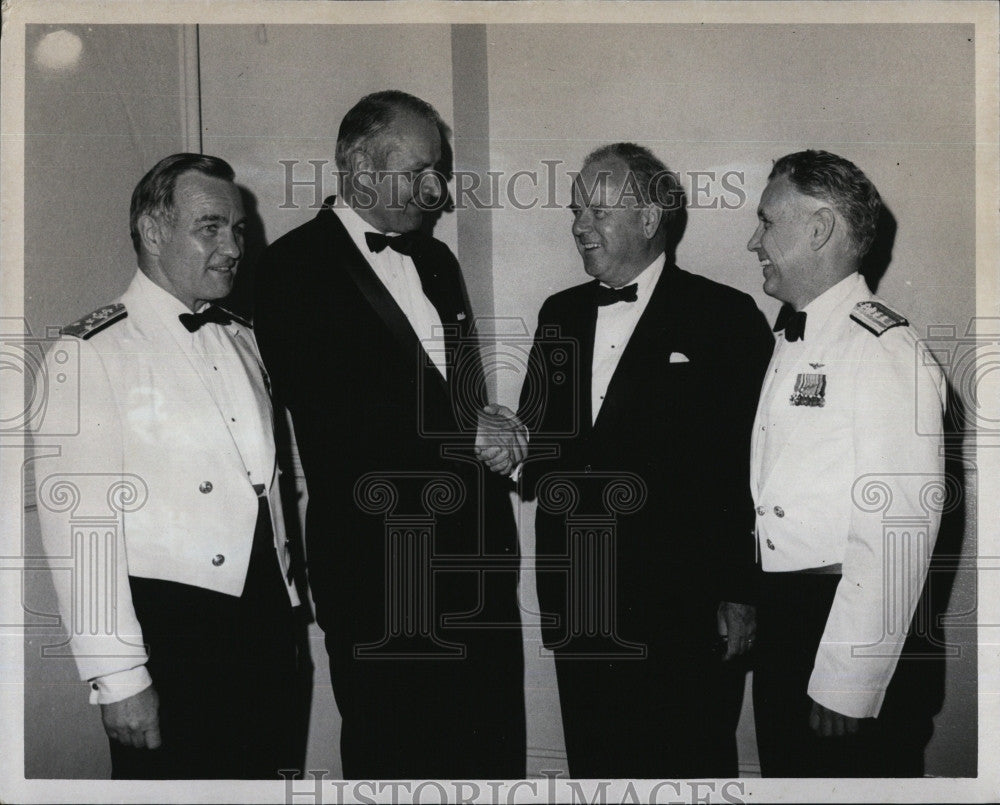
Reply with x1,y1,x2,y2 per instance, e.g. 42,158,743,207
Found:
254,199,524,778
520,264,773,657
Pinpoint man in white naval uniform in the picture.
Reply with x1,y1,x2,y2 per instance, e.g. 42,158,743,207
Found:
33,153,301,779
746,149,946,776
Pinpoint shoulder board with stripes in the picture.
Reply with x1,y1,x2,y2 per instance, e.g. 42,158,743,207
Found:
850,300,908,336
60,303,127,340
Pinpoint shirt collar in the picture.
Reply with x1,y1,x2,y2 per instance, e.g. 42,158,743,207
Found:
132,269,228,338
800,272,865,336
600,252,666,296
133,268,200,320
336,201,398,260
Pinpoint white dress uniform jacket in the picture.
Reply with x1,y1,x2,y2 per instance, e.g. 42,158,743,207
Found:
751,272,946,718
33,270,298,700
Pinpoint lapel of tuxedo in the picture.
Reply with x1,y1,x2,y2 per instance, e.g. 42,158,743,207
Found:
591,266,675,432
410,243,467,386
322,206,449,392
569,282,598,436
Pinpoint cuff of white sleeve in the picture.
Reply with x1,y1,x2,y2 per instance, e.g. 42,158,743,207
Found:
807,682,883,720
510,462,523,483
88,665,153,705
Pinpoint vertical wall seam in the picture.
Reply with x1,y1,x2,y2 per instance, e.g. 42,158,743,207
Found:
179,24,203,153
450,24,495,396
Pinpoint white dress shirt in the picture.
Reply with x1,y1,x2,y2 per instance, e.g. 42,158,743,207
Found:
336,202,447,378
591,253,665,424
140,272,274,489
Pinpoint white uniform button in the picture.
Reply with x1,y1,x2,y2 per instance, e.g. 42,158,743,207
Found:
756,506,766,516
774,506,785,518
212,554,225,566
766,538,775,550
199,481,213,494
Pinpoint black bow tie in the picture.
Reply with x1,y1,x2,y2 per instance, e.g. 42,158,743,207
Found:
179,305,233,332
773,306,807,342
594,283,639,306
365,231,422,256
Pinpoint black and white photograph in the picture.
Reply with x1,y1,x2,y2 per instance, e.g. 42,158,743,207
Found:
1,1,997,802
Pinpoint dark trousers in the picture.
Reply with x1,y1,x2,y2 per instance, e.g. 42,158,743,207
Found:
753,572,884,777
554,614,745,779
330,621,528,780
109,498,302,779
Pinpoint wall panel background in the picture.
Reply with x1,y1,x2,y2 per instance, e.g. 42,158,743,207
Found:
21,22,977,780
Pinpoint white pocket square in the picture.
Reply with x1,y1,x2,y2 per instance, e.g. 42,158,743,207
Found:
669,352,690,363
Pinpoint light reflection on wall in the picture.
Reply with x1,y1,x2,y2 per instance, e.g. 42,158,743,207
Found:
33,30,84,72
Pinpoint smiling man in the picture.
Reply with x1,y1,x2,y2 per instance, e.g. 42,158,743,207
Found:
747,150,946,776
255,90,526,779
501,143,773,777
34,153,302,779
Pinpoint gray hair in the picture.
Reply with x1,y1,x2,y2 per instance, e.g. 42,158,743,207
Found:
769,149,882,258
335,90,443,172
129,152,235,254
582,142,686,233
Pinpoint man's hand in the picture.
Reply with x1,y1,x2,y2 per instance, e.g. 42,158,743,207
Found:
475,404,527,476
809,700,860,737
718,601,756,661
100,685,162,749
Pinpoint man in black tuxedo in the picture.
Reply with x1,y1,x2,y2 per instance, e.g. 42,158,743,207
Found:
254,91,525,779
484,143,773,777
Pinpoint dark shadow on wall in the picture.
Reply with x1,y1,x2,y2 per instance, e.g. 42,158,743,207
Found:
666,204,688,268
860,204,897,294
224,186,269,321
876,379,973,776
856,201,973,775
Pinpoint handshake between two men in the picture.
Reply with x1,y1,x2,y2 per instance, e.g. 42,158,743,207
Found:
474,404,527,477
464,144,946,779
